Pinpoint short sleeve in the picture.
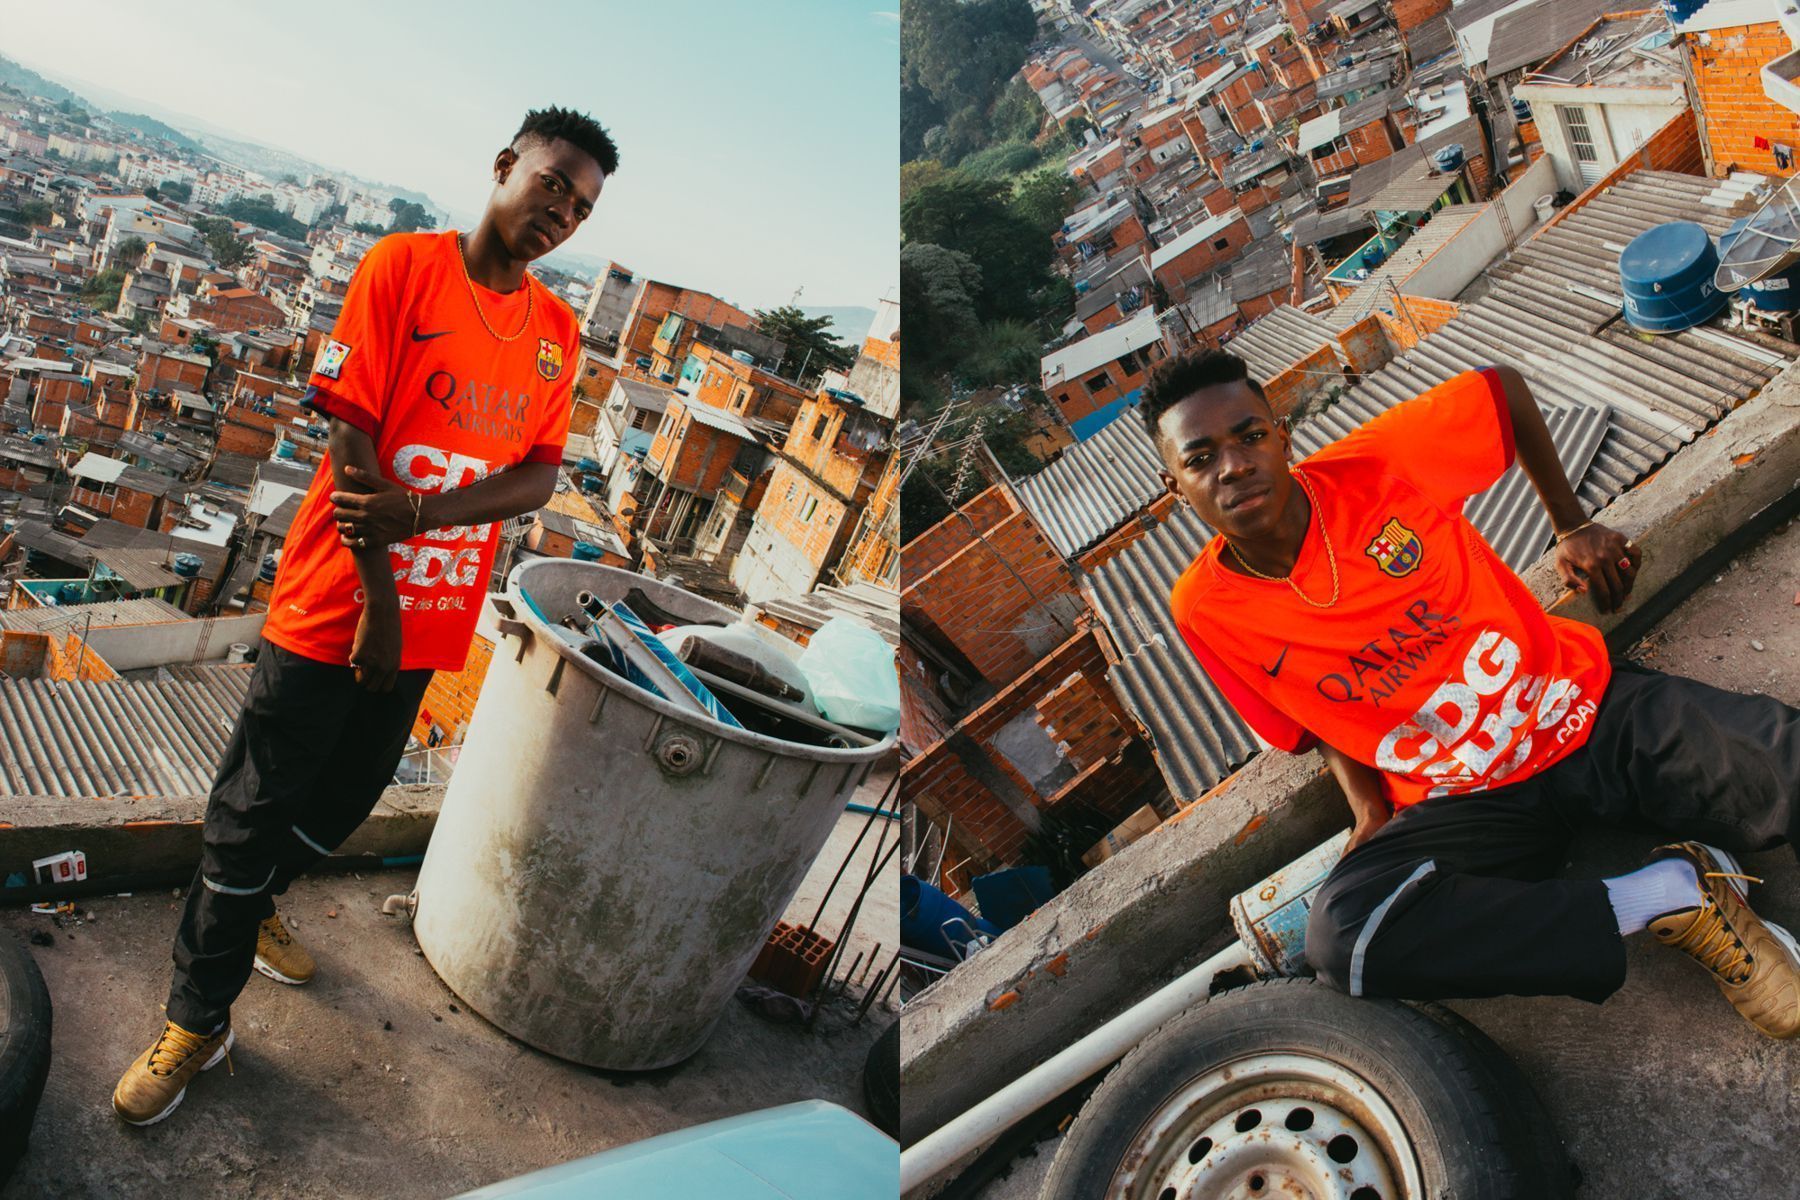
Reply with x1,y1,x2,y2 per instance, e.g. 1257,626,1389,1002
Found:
303,235,411,437
1346,367,1514,509
523,303,576,466
1173,602,1319,755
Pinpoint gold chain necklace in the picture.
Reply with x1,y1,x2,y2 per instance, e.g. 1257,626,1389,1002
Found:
456,233,533,342
1224,467,1340,608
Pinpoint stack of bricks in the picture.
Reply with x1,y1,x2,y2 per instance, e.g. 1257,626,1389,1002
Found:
1688,21,1800,177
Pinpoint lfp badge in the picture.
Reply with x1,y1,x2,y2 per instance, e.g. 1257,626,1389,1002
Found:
536,338,564,381
1365,517,1424,578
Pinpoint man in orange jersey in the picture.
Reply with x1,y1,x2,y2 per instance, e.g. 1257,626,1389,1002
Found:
113,107,617,1126
1154,349,1800,1037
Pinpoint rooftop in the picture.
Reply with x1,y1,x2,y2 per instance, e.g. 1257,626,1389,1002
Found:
1226,305,1342,384
1041,307,1165,387
1326,203,1487,326
1295,88,1398,155
1523,11,1684,89
1014,411,1166,560
1487,0,1627,78
1148,207,1247,273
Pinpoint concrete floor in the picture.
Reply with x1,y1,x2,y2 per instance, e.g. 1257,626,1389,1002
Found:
969,521,1800,1198
1,760,899,1199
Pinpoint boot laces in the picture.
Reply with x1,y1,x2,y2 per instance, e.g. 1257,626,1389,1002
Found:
1685,870,1763,987
261,914,292,947
148,1023,212,1078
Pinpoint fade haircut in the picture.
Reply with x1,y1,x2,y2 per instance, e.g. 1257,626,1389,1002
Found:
1140,348,1269,442
512,106,620,178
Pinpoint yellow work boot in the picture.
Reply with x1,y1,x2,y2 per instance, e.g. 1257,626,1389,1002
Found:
254,911,316,985
112,1020,234,1126
1648,842,1800,1039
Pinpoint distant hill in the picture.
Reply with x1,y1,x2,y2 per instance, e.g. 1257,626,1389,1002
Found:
803,306,878,344
0,55,80,105
106,111,204,154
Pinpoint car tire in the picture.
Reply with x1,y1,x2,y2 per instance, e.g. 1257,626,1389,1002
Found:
1042,977,1568,1200
0,930,53,1189
863,1019,899,1137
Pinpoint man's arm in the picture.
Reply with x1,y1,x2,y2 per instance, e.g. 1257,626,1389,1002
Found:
325,418,403,693
1489,364,1640,614
1321,742,1391,854
329,461,558,547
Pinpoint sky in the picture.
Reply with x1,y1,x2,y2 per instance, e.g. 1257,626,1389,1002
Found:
4,0,899,313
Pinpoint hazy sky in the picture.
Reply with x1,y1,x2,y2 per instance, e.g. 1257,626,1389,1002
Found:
5,0,899,312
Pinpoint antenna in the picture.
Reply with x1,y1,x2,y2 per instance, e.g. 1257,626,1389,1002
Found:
1715,174,1800,291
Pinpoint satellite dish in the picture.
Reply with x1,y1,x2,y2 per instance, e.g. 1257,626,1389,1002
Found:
1715,174,1800,291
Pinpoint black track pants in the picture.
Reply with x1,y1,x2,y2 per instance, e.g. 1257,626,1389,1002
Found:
1305,659,1800,1003
165,641,431,1033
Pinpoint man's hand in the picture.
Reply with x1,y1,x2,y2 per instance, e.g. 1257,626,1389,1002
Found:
1555,522,1640,615
1344,806,1391,856
350,600,402,693
332,464,421,549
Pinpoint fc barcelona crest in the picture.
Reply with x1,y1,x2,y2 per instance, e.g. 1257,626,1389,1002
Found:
1365,517,1424,578
536,338,564,381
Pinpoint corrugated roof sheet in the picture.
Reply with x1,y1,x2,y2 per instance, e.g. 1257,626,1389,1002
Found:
1461,402,1610,570
1346,115,1484,207
1326,204,1487,326
1086,506,1259,803
1290,206,1375,247
0,596,188,632
0,664,252,797
1228,305,1342,384
759,581,900,646
1303,172,1787,515
1013,413,1166,559
1316,59,1395,101
1485,0,1616,77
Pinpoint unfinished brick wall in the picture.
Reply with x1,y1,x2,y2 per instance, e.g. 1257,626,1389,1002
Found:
1688,22,1800,176
1378,294,1462,352
1262,342,1342,418
1333,313,1395,376
903,485,1012,582
46,633,118,681
414,632,495,747
1079,493,1179,573
901,628,1156,871
904,499,1084,691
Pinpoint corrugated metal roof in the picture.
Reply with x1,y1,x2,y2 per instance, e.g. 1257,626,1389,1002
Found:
759,581,901,646
1462,402,1610,570
1486,0,1616,77
0,664,251,797
1085,506,1259,803
0,596,189,632
1302,172,1787,515
1227,306,1343,384
1346,115,1484,207
1290,206,1375,247
1013,413,1166,559
1316,59,1395,101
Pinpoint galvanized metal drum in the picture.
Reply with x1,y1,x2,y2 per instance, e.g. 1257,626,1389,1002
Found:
412,559,895,1069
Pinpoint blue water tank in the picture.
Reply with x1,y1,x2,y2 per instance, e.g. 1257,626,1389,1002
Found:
275,441,297,460
1719,217,1800,313
1662,0,1707,23
29,434,45,445
1432,143,1465,172
173,553,202,578
259,553,279,582
153,430,167,441
576,456,602,475
1512,97,1533,121
1619,221,1727,333
570,540,604,562
579,475,603,494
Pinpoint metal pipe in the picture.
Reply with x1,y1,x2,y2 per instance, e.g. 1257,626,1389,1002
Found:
898,941,1256,1193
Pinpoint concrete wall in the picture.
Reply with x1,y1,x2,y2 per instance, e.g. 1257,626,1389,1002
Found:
1400,206,1509,300
81,612,267,670
1522,91,1686,194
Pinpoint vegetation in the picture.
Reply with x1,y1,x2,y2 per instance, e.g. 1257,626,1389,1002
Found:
221,197,307,239
195,217,252,267
350,221,386,236
387,197,435,233
81,267,126,310
901,0,1038,165
115,236,147,269
17,199,52,227
153,180,191,203
754,306,857,382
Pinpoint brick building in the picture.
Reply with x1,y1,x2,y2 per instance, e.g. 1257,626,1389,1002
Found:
1040,307,1173,439
1147,206,1253,300
1296,89,1407,178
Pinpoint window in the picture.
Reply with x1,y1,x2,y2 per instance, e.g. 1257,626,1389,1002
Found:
1559,105,1597,163
801,496,818,522
1085,370,1114,397
813,413,829,440
1117,350,1139,376
785,481,797,501
1212,237,1230,251
630,407,657,430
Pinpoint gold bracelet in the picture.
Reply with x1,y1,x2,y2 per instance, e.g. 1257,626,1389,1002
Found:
1554,519,1594,544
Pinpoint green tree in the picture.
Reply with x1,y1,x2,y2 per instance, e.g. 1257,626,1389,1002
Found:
753,306,857,382
990,78,1046,144
387,198,436,233
900,242,982,384
960,319,1042,388
17,199,52,227
221,197,305,239
1010,167,1079,240
900,159,948,205
901,175,1051,321
901,0,1038,165
115,235,147,269
195,217,252,268
81,267,126,309
958,140,1041,181
350,221,386,235
157,180,192,203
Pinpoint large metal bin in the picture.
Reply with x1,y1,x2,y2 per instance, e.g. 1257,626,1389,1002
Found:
412,559,895,1069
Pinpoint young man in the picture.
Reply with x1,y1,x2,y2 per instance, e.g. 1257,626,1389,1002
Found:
112,107,617,1125
1153,349,1800,1035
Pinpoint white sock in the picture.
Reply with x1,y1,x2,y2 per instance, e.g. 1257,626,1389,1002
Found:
1604,858,1702,936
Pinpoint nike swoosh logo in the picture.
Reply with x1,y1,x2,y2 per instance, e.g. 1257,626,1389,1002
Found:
1263,645,1290,677
411,326,452,342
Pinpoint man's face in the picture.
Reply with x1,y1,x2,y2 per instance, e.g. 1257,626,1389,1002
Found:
1156,380,1294,539
488,137,607,262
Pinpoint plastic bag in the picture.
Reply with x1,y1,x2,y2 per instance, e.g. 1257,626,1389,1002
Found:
795,617,899,733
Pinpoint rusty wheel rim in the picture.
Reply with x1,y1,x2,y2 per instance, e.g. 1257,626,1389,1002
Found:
1109,1052,1420,1200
